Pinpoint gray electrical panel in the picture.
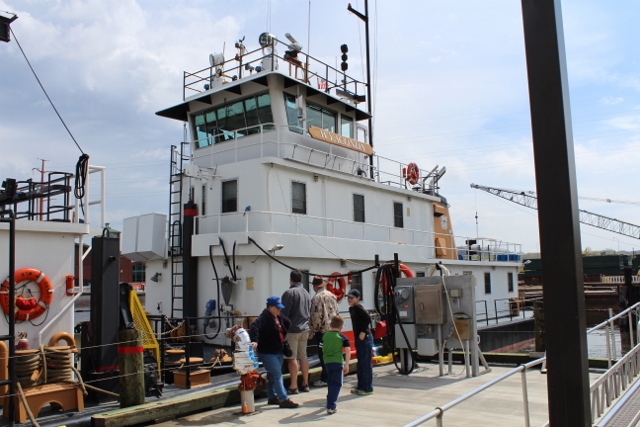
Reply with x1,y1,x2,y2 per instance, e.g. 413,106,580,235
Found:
414,284,445,324
394,285,415,323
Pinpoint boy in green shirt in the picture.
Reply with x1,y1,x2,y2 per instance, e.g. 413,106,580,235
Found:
321,315,351,414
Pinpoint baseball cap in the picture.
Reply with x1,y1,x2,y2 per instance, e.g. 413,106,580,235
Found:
347,289,361,299
266,296,285,309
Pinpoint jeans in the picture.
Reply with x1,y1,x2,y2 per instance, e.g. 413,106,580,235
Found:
325,362,343,410
258,352,288,401
314,331,327,382
355,333,373,392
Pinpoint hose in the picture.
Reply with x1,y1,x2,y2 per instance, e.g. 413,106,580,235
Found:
219,237,236,280
374,263,416,375
205,244,223,340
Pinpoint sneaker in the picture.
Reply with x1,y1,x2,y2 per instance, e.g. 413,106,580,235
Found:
350,388,361,394
267,397,280,405
356,390,374,395
314,380,328,387
327,408,337,414
279,398,300,409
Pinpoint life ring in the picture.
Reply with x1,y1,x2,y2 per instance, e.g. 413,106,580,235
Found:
379,263,415,294
327,272,347,302
405,162,420,186
0,268,54,321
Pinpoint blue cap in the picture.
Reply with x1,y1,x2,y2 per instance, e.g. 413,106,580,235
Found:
347,289,361,299
266,296,285,309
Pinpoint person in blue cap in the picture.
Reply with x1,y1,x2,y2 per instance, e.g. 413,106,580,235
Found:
347,289,374,395
249,296,300,408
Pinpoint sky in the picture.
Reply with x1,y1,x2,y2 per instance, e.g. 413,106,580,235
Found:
1,0,639,255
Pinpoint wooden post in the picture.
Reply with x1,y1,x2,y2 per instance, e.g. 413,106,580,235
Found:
534,300,545,352
118,329,145,407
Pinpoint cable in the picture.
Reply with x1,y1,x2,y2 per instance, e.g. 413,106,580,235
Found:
204,244,223,340
10,28,85,155
248,237,377,278
218,237,236,281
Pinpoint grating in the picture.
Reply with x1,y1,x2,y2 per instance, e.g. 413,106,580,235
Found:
597,379,640,427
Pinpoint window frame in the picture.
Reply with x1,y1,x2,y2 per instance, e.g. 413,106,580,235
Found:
291,181,307,214
393,202,404,228
353,194,365,223
221,179,238,213
484,272,492,294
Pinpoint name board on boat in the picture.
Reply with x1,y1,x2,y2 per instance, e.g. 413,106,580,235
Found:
308,126,374,156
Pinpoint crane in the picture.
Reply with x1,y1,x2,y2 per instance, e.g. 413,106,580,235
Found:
470,183,640,240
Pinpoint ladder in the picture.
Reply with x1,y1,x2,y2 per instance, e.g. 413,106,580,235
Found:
168,143,189,319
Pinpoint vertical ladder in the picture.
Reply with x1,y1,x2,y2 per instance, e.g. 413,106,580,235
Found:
168,143,189,319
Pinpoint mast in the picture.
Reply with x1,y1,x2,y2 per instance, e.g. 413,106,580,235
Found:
348,1,374,177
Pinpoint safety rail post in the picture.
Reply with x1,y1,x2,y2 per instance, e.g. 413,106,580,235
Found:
521,368,531,427
0,209,16,422
184,316,191,389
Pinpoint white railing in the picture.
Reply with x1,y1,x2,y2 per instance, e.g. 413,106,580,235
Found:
601,275,640,284
403,302,640,427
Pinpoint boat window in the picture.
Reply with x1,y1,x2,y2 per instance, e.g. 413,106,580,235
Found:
353,194,365,223
484,272,492,294
292,181,307,214
301,269,310,292
349,272,362,300
508,272,514,292
192,93,273,148
132,263,145,282
201,185,206,216
341,115,354,138
393,202,403,228
222,179,238,213
284,93,303,134
306,102,336,133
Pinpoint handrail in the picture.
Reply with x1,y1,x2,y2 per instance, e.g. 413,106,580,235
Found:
404,302,640,427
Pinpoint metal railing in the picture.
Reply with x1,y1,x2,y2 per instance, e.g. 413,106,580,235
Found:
404,302,640,427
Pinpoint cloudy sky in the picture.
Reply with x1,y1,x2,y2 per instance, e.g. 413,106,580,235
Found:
1,0,639,255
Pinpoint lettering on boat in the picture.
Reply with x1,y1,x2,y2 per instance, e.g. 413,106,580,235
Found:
308,125,374,156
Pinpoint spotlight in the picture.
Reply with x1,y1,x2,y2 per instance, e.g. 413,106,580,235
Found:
150,272,162,283
269,244,284,255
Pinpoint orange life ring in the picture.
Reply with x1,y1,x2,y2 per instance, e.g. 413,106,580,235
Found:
327,272,347,302
406,162,420,185
379,263,415,294
0,268,53,321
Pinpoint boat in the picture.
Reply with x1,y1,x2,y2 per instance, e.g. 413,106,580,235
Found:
121,25,524,351
0,8,524,425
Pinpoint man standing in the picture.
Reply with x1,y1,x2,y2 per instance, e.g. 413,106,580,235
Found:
281,270,311,393
347,289,374,395
309,275,339,387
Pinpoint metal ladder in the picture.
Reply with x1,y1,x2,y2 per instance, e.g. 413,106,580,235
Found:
168,143,189,319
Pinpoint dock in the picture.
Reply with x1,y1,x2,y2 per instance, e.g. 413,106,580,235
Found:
96,361,596,427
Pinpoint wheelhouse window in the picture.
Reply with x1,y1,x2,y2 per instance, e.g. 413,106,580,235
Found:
484,272,492,294
393,202,404,228
341,114,354,138
354,194,365,223
193,93,273,148
284,93,303,133
222,180,238,213
306,103,336,133
292,181,307,214
508,272,514,292
284,93,337,134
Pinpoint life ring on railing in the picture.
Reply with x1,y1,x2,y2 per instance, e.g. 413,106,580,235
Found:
379,263,415,295
0,268,53,321
327,272,347,302
405,162,420,186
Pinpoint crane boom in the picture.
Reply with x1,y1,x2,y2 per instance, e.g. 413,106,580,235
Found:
470,183,640,240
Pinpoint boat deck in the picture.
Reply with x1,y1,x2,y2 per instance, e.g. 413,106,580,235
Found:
150,361,566,427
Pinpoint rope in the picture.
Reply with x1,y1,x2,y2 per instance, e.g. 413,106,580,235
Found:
15,351,43,388
16,382,41,427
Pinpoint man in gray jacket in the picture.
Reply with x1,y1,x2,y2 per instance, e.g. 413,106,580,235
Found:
281,270,311,393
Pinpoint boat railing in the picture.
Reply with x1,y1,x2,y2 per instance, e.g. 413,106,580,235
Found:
475,296,540,326
182,37,367,103
403,302,640,427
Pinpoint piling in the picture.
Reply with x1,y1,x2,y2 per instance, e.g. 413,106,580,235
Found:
118,329,145,407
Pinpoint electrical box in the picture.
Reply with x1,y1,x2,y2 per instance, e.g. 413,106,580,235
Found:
414,284,445,324
394,285,415,323
394,324,416,349
417,338,438,356
453,313,471,340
